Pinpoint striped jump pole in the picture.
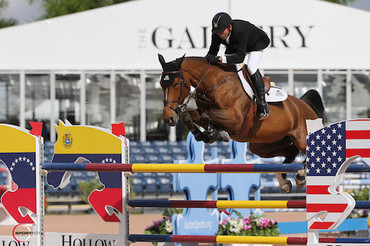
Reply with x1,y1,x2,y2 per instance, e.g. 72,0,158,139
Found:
128,234,370,245
41,162,370,173
127,199,370,209
41,163,304,173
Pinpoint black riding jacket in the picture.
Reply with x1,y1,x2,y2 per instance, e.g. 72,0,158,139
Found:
207,20,270,65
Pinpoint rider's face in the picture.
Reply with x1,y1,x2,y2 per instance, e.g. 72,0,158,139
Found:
217,25,231,40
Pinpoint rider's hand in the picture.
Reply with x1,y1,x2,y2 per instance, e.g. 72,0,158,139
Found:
206,54,220,64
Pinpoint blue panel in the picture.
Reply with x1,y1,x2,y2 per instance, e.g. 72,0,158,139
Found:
278,218,368,234
220,141,261,217
173,133,219,239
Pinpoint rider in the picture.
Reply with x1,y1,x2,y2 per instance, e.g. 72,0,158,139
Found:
206,12,270,120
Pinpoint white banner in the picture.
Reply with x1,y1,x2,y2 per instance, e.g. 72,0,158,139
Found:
0,0,368,70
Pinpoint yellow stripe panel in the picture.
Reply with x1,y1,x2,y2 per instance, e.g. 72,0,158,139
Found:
0,125,36,152
216,236,288,245
132,164,206,173
54,125,122,154
216,200,288,208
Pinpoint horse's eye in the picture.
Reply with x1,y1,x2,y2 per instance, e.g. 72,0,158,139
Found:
173,82,179,88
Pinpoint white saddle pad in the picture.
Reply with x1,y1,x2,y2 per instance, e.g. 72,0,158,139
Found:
236,65,288,103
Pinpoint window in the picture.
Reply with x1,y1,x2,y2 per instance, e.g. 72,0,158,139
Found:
25,74,50,140
116,73,140,140
294,72,318,98
351,72,370,119
86,74,110,129
0,74,20,125
322,73,346,123
55,74,81,125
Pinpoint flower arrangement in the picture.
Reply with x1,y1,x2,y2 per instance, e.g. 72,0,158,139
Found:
144,216,173,245
145,216,173,235
346,188,369,220
340,188,369,237
218,212,280,236
144,209,280,246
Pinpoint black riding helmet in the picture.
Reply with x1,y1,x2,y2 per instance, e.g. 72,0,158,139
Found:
211,12,232,34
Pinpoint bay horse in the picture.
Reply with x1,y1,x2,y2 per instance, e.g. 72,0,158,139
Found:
158,55,325,193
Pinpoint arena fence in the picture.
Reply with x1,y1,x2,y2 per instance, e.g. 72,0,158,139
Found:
1,118,370,245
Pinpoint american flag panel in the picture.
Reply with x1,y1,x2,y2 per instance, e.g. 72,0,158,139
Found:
306,119,370,230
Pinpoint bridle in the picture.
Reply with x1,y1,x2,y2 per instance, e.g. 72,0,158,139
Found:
161,61,236,115
161,69,190,114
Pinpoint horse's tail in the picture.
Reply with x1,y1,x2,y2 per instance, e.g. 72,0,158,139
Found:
300,89,327,123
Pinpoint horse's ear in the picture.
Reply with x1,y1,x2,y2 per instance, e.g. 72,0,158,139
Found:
158,54,166,69
179,54,186,64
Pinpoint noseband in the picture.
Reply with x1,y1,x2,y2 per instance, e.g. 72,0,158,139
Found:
161,69,190,115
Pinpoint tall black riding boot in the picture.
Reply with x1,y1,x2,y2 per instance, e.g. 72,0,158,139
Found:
251,70,269,120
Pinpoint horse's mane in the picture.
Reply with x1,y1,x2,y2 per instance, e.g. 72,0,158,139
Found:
179,56,235,73
185,56,206,59
175,56,206,61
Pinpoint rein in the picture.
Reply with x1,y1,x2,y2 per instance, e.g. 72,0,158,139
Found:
192,67,238,106
162,62,239,115
202,72,238,95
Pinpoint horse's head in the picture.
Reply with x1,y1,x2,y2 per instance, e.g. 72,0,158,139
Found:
158,54,191,126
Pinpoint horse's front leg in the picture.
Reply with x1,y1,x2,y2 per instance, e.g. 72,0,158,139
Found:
199,112,217,141
198,111,229,142
182,110,212,143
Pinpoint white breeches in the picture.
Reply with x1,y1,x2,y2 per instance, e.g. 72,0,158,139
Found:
245,50,263,75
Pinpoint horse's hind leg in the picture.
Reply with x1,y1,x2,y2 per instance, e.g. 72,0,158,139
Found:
295,162,306,188
249,137,299,194
292,135,307,189
281,144,302,192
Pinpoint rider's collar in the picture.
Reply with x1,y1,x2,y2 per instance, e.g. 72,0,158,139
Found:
226,29,232,44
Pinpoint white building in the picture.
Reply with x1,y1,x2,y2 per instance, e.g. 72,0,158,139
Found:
0,0,369,141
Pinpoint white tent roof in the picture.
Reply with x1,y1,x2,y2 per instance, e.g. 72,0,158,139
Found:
0,0,369,70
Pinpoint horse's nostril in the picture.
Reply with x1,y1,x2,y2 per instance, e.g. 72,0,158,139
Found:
165,116,176,126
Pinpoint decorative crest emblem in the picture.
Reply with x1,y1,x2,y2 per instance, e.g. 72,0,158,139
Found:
63,132,72,149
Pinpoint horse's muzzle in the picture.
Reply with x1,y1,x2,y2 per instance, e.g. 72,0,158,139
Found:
164,115,178,126
163,103,182,126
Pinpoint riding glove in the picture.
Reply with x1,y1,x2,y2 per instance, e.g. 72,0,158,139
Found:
206,54,220,64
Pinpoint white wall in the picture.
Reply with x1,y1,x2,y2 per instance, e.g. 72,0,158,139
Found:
0,0,368,70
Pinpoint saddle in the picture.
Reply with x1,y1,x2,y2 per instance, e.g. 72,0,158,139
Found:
241,65,271,93
235,64,287,103
230,64,289,136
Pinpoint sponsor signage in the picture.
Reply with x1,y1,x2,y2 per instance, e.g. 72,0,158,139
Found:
0,0,368,70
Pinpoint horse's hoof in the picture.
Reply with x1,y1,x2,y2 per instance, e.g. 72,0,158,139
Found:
280,180,292,194
296,174,306,188
200,133,213,144
216,130,230,142
203,137,214,144
193,132,203,141
207,139,215,144
206,130,215,139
